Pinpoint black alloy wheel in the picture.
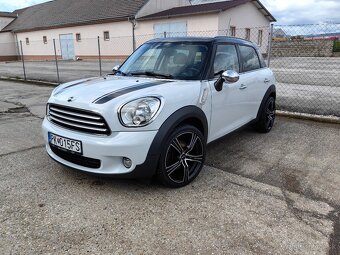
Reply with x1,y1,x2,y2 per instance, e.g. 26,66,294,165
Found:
255,96,276,133
158,125,206,188
265,98,276,131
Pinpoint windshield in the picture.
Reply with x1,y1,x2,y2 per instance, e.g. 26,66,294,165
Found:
118,42,211,80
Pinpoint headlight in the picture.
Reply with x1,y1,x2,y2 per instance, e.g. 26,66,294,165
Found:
119,97,161,127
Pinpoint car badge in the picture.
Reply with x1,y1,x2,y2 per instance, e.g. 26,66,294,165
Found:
67,97,75,102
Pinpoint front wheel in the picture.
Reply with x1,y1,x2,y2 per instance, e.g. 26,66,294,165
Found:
157,125,206,188
255,96,276,133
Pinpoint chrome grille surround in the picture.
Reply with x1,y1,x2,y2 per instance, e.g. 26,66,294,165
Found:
47,104,111,135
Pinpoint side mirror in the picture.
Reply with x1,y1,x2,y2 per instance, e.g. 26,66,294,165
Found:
112,65,120,74
222,70,240,83
214,70,240,92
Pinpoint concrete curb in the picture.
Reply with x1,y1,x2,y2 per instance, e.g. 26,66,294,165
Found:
277,110,340,124
0,76,59,87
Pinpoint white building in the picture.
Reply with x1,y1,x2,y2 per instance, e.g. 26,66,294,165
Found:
0,12,17,61
0,0,275,61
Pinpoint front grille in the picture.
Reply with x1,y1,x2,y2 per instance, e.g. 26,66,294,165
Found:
48,104,110,135
50,145,101,169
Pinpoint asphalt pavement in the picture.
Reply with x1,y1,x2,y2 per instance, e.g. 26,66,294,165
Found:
0,80,339,254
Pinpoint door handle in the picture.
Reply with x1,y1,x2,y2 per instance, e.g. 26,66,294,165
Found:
264,78,270,83
239,84,247,90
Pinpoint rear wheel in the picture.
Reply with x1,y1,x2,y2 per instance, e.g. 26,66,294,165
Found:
255,96,276,133
157,125,206,188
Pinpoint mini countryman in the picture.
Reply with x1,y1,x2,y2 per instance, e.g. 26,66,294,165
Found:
42,37,276,188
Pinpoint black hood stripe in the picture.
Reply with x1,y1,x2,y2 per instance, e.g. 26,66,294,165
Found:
54,77,97,96
93,80,172,104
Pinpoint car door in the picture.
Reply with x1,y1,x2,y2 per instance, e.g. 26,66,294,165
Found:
237,44,270,119
209,44,252,141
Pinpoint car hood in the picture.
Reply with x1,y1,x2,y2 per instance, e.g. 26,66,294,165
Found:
51,76,173,105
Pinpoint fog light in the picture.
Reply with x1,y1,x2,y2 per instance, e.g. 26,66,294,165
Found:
122,157,132,168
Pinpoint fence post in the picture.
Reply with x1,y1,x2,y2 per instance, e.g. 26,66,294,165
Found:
267,23,274,67
19,40,27,80
53,39,60,84
97,36,102,76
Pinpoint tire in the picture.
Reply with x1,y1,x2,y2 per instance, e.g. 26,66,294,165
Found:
255,96,276,133
157,125,206,188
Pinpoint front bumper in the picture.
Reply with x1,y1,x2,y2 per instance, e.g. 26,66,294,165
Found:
42,118,158,176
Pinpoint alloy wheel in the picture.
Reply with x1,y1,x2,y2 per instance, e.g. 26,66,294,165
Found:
165,132,204,184
266,99,276,130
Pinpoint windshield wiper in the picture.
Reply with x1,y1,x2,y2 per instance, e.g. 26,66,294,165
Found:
130,71,174,79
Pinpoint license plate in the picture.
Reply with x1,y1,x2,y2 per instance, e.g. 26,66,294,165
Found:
48,132,83,155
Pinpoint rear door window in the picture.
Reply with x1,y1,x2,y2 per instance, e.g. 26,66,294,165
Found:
238,45,261,72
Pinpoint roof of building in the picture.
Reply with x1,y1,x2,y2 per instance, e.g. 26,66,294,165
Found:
0,11,17,18
2,0,149,32
139,0,276,22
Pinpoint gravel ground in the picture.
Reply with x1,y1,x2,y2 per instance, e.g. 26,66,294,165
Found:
0,80,339,254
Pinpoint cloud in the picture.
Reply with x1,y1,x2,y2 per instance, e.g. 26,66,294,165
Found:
261,0,340,24
0,0,48,12
1,0,339,25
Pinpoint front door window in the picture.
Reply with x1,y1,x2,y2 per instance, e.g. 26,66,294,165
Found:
213,44,240,75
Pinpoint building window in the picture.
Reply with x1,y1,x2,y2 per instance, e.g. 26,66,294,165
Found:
245,28,251,40
25,38,29,45
230,26,236,37
76,33,81,42
154,22,187,38
104,31,110,41
258,30,263,46
43,36,47,44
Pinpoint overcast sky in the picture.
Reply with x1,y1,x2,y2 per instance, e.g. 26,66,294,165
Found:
0,0,339,25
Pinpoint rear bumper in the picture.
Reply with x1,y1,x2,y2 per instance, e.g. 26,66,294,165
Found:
42,118,158,177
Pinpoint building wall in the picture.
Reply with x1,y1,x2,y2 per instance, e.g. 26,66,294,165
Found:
218,2,270,54
0,32,18,61
15,13,220,60
272,39,335,57
136,0,190,18
218,2,269,31
15,21,134,60
0,16,15,30
136,13,219,38
12,2,271,61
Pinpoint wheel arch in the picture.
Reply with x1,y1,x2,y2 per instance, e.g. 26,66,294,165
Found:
130,106,208,178
150,106,208,155
256,85,276,121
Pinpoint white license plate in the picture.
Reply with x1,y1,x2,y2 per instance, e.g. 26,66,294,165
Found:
48,132,82,155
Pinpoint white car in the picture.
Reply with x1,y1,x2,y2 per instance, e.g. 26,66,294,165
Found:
42,37,276,188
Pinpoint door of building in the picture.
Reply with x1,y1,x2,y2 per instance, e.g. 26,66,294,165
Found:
59,34,75,60
154,21,187,38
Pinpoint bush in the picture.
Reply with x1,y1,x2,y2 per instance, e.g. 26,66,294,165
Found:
333,40,340,52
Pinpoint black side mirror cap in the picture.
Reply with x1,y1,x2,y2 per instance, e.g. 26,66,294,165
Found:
214,77,224,92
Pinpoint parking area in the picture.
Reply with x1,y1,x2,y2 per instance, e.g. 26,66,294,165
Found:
0,57,339,116
0,80,339,254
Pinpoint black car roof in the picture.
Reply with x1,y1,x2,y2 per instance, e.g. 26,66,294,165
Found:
147,36,256,47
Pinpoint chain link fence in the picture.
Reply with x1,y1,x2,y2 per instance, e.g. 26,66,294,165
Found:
271,23,340,117
0,24,339,117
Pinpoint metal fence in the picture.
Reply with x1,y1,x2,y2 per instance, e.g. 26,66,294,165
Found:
271,23,340,117
0,23,339,117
